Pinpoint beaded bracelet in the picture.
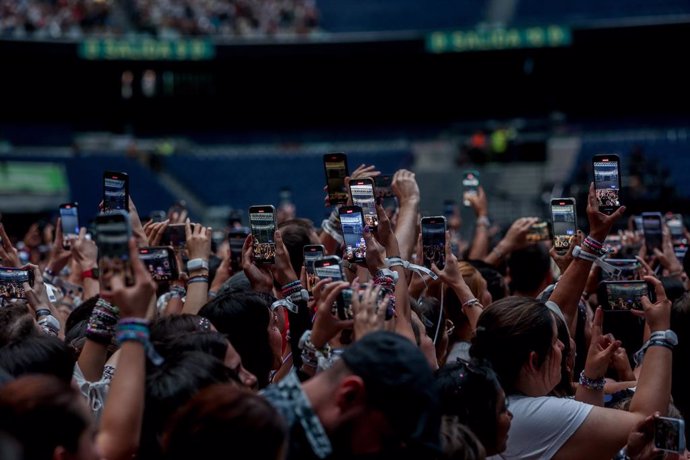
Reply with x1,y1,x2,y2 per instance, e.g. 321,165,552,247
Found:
281,280,303,298
578,370,605,391
86,299,120,345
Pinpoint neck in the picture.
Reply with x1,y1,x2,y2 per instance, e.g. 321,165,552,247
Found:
513,368,550,397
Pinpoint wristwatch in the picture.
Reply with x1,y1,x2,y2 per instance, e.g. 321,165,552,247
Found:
186,258,209,272
81,267,99,280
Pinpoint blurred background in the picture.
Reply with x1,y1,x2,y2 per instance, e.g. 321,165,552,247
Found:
1,0,689,237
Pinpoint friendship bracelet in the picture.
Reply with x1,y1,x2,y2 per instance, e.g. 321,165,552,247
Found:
116,318,164,365
188,276,209,285
86,299,120,345
578,370,605,391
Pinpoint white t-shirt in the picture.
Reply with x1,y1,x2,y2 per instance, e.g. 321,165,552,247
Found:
488,395,593,460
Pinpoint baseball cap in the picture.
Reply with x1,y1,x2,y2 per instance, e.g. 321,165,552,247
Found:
340,331,441,452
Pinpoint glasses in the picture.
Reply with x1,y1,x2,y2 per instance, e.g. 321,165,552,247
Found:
445,318,455,337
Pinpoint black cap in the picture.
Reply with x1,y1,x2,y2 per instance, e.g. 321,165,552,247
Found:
340,331,440,451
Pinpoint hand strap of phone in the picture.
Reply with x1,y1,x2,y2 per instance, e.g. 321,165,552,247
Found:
385,257,438,280
574,246,622,279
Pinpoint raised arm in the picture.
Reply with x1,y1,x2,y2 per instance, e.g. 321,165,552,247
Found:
181,220,212,315
467,186,491,260
391,169,420,261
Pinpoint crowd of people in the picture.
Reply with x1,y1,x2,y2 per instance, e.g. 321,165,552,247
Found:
0,160,688,460
0,0,319,39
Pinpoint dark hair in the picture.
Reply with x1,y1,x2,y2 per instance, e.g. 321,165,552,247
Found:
150,314,211,345
661,276,686,303
468,261,508,302
470,297,555,394
435,359,502,452
0,374,90,459
0,303,38,347
671,293,690,440
141,351,236,459
162,384,287,460
0,334,76,383
157,331,229,363
64,295,100,333
278,218,315,276
507,243,551,294
550,313,575,397
199,289,275,388
414,296,445,343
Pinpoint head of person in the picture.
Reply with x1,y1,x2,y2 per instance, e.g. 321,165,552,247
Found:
413,296,448,362
304,331,440,456
161,384,286,460
277,218,320,275
445,263,493,343
150,313,214,344
468,260,509,302
0,303,38,347
550,313,576,398
410,309,440,370
435,359,511,455
141,351,238,459
470,296,564,397
158,330,258,389
0,374,98,460
199,289,281,388
440,416,487,460
506,243,552,296
0,334,76,383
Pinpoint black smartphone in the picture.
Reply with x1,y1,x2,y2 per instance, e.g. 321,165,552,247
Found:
462,170,480,207
228,227,250,272
597,280,654,311
313,255,352,320
654,416,686,453
0,267,34,299
139,246,178,282
59,202,80,249
323,153,349,206
339,206,366,263
592,154,621,215
349,178,378,229
641,212,663,254
374,174,394,199
421,216,446,270
550,198,577,253
95,210,133,287
161,223,192,250
303,244,325,295
526,219,552,243
102,171,129,212
249,205,276,264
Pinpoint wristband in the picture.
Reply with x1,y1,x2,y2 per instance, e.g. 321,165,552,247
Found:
35,308,52,319
37,314,61,336
187,276,209,285
462,298,481,309
86,298,120,345
116,318,164,365
476,216,490,227
186,258,209,272
578,370,605,391
384,257,438,280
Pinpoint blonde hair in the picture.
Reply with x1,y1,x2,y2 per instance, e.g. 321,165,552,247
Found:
457,262,484,298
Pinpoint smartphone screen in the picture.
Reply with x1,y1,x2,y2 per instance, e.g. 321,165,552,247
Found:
642,212,663,253
324,153,349,206
462,171,480,206
349,178,378,228
103,171,129,212
0,267,33,299
599,280,652,311
304,244,325,294
59,202,80,245
339,206,366,263
526,220,551,243
313,256,344,282
249,205,276,264
592,155,621,215
228,227,250,272
139,247,177,282
422,216,446,269
654,416,686,453
551,198,576,251
95,210,133,287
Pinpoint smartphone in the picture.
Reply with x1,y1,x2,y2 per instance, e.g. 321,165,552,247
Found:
600,259,641,281
161,223,191,250
592,154,621,215
59,202,80,249
323,153,349,206
149,210,167,223
139,246,178,282
654,416,686,453
665,213,688,259
550,198,576,252
0,267,34,299
339,206,366,263
349,178,378,229
526,220,552,243
421,216,446,270
228,227,250,272
462,170,480,207
249,205,276,264
597,280,654,311
374,174,394,199
641,212,663,254
95,210,133,287
102,171,129,212
303,244,325,295
313,256,352,320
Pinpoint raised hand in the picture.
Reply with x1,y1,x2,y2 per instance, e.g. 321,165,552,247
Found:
586,182,626,242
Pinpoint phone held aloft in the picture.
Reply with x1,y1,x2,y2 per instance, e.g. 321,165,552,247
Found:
592,154,621,215
59,202,80,249
597,280,655,311
313,256,352,320
462,170,480,207
102,170,129,212
551,198,576,252
139,247,178,282
338,206,366,263
249,205,276,264
304,244,325,295
654,416,686,453
95,210,134,287
0,267,34,299
421,216,446,270
324,153,349,206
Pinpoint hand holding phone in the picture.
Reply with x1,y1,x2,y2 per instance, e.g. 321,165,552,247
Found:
339,206,366,263
102,171,129,212
228,227,250,273
0,267,34,299
324,153,349,206
654,416,686,453
592,154,621,215
526,220,552,243
641,212,663,254
597,280,654,311
551,198,576,253
421,216,446,269
249,205,276,264
349,178,378,228
95,210,134,288
304,244,325,295
462,171,480,207
59,202,80,250
139,247,178,282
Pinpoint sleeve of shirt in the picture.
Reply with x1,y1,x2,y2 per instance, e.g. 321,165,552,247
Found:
502,396,593,460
